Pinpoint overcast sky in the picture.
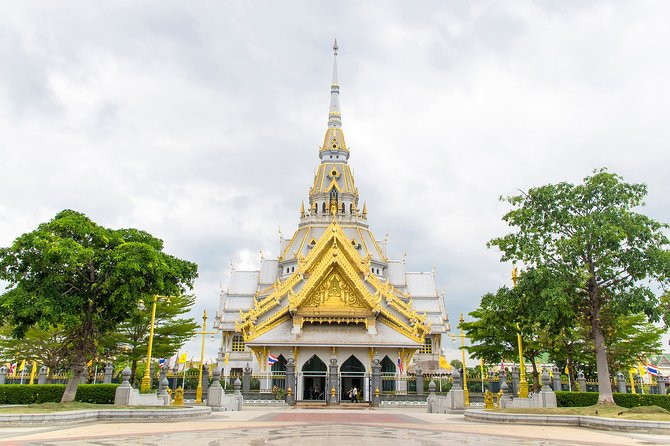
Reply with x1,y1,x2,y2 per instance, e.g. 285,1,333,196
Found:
1,1,669,364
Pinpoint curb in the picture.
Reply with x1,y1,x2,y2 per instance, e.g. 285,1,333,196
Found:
0,406,212,426
464,409,670,433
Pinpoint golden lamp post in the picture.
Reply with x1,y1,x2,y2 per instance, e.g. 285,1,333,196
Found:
447,313,469,406
195,309,218,404
140,295,171,393
512,267,529,399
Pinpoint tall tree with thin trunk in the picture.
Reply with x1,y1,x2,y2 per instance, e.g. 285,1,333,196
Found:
489,169,670,404
0,210,198,402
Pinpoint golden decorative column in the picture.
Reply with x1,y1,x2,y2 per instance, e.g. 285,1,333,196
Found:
140,295,171,393
459,313,469,406
512,267,529,399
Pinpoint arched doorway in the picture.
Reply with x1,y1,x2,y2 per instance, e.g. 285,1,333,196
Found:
340,355,366,402
301,355,327,400
271,354,287,390
381,355,396,392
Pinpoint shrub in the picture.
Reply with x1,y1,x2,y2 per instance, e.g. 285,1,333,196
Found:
0,385,65,404
614,393,670,411
556,391,598,407
557,391,670,410
0,384,118,405
74,384,119,404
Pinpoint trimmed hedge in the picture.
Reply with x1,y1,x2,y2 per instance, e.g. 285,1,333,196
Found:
0,385,65,404
614,393,670,411
0,384,119,405
556,391,599,407
556,391,670,411
75,384,118,404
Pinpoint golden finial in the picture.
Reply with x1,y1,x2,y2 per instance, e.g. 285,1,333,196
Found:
362,202,367,219
511,266,518,288
300,201,305,218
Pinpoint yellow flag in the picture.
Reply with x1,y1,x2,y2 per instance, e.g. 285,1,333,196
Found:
29,361,37,384
86,359,93,368
439,356,452,370
19,359,26,371
178,352,187,364
564,365,569,375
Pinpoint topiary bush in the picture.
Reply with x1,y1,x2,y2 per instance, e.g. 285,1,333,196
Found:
74,384,119,404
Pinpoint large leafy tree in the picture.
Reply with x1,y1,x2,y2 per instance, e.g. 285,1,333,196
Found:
489,169,670,404
100,294,198,384
0,210,198,402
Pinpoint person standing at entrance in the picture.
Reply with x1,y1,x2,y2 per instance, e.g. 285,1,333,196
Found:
350,386,358,403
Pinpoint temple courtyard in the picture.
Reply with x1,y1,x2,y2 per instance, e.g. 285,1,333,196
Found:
1,407,670,445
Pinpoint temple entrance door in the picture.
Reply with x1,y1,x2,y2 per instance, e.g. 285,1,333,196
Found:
340,355,366,402
381,355,397,393
301,355,327,401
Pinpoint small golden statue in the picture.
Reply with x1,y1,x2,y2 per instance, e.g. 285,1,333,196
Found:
484,390,494,409
172,386,184,406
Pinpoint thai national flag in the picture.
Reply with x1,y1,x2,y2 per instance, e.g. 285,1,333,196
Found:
397,356,403,374
646,364,659,376
158,358,166,369
267,354,279,366
9,363,16,374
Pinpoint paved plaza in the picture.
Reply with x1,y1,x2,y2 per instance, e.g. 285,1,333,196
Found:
1,407,670,446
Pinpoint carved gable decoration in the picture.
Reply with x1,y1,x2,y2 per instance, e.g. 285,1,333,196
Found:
301,271,368,310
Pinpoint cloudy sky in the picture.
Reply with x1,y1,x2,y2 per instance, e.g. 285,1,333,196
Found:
1,1,669,363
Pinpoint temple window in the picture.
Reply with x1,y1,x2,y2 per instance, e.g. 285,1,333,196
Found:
419,337,432,354
322,203,326,213
231,335,246,352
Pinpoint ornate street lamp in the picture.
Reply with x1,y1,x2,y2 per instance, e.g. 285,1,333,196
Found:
140,295,171,393
447,313,470,406
195,309,218,404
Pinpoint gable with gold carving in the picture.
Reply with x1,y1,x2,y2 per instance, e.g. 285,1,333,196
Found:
235,221,429,344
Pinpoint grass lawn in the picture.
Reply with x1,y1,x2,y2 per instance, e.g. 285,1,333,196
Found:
496,405,670,421
0,402,183,414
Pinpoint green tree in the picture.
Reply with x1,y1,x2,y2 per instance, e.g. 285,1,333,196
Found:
100,294,198,384
0,325,73,376
574,311,663,375
489,169,670,404
461,268,566,391
0,210,198,402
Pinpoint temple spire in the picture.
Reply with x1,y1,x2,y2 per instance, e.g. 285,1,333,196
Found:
328,39,341,129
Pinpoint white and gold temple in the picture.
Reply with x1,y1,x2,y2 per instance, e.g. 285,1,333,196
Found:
214,41,449,402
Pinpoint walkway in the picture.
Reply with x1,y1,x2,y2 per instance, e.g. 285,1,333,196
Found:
1,406,670,445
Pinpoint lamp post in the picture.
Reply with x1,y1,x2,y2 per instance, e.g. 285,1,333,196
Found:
447,313,470,406
195,309,218,404
512,267,529,398
140,295,171,393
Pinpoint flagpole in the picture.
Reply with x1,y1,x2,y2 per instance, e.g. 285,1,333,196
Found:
182,351,188,389
93,364,98,384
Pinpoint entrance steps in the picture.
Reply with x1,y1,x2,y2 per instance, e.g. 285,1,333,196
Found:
293,401,372,410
